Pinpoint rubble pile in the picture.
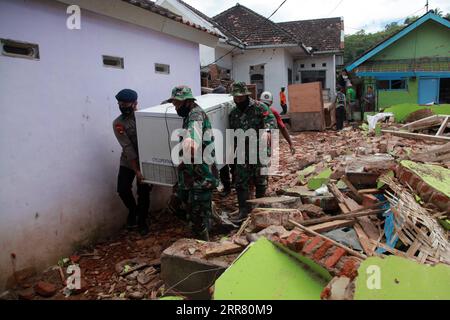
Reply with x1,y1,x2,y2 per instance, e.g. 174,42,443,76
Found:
2,126,449,301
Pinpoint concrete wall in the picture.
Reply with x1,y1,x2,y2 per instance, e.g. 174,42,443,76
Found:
378,78,419,109
200,44,215,67
0,0,201,290
372,20,450,60
294,54,337,100
232,48,289,113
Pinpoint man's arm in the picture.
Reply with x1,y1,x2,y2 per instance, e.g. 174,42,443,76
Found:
113,122,143,182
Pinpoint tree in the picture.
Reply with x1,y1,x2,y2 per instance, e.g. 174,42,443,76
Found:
430,8,443,16
445,13,450,20
404,16,419,25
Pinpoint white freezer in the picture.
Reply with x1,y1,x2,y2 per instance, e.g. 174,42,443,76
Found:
135,94,235,186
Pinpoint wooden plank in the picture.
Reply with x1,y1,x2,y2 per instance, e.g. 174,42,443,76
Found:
302,208,384,227
288,82,324,113
309,220,354,233
205,242,244,258
358,188,382,195
436,116,449,136
406,240,421,258
289,219,367,259
382,130,450,143
402,115,439,128
341,175,364,204
354,223,375,256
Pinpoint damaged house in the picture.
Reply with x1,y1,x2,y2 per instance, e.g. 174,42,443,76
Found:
346,11,450,109
0,0,222,291
157,1,345,111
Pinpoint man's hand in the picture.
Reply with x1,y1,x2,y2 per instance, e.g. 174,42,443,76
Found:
290,145,296,155
136,171,145,184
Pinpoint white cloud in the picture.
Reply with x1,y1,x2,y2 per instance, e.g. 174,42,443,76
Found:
182,0,450,34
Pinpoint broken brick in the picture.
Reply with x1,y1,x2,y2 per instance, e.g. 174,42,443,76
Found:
325,247,347,269
34,281,57,298
313,241,333,261
339,258,360,279
302,236,323,254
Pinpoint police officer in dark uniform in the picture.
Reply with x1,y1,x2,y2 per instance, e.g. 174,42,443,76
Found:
113,89,152,236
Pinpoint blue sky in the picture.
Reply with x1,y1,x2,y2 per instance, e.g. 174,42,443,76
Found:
182,0,450,34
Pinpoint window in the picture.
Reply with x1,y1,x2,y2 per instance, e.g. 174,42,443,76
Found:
103,55,124,69
311,63,316,68
155,63,170,74
376,79,407,90
300,64,305,68
301,70,326,89
322,63,327,67
1,39,39,60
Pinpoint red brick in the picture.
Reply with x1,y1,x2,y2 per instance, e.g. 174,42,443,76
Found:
362,194,378,207
339,258,360,279
320,287,331,300
429,193,450,212
324,247,347,269
302,236,323,254
34,281,57,298
280,239,288,247
313,241,333,261
295,234,310,252
285,232,302,250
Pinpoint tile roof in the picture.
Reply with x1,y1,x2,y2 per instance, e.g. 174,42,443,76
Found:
122,0,222,38
278,17,343,52
175,0,244,46
212,4,298,47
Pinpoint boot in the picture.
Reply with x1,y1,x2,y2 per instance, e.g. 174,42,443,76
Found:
126,210,138,229
255,186,266,199
219,186,231,197
231,189,250,222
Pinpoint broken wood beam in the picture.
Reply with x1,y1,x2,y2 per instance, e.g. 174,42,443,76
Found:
301,208,384,226
341,175,364,204
205,242,243,258
436,116,449,137
309,220,354,233
382,130,450,143
288,219,367,259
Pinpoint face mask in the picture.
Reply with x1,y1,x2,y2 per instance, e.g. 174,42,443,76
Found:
119,106,134,116
236,97,249,111
176,102,191,118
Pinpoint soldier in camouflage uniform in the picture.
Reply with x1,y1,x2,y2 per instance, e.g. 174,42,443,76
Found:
168,86,219,241
229,82,277,222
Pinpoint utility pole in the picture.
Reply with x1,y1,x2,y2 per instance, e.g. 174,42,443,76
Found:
426,0,429,12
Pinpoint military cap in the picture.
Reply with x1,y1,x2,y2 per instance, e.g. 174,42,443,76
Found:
168,86,196,102
115,89,138,102
230,82,252,97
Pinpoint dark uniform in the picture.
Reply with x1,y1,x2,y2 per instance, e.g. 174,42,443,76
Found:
229,82,277,220
113,89,152,233
169,86,219,240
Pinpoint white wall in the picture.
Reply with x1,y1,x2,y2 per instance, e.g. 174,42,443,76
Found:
294,54,337,99
0,0,201,290
200,44,215,67
232,48,290,113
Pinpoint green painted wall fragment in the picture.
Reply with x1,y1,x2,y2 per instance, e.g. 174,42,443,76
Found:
214,238,329,300
400,160,450,198
355,256,450,300
307,168,332,191
384,103,450,122
298,165,317,185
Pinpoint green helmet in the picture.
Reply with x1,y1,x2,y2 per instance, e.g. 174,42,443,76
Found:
168,85,196,102
230,82,252,97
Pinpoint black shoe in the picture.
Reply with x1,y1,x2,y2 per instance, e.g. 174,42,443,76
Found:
138,224,150,236
127,215,138,230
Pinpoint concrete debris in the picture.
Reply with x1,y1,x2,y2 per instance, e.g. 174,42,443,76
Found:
10,124,450,301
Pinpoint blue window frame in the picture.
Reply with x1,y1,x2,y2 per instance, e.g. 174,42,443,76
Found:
376,78,407,91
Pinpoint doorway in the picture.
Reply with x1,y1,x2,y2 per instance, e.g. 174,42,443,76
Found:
439,78,450,104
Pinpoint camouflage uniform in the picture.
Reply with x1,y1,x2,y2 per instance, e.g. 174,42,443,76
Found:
229,82,277,219
169,86,218,240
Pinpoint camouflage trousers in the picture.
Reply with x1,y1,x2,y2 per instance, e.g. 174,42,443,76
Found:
235,164,268,197
175,188,212,236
